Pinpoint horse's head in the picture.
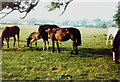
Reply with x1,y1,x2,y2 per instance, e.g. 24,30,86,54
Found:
26,38,30,47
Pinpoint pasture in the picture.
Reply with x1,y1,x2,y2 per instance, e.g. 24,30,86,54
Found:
1,24,120,80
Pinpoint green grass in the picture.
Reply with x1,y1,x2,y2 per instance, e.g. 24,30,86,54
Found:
1,24,120,80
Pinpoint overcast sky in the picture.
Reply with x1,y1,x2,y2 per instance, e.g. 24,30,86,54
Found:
0,0,119,22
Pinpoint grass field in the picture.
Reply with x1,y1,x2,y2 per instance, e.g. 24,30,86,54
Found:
1,24,120,80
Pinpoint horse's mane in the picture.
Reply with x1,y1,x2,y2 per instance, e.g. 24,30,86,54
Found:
39,24,59,29
30,32,38,36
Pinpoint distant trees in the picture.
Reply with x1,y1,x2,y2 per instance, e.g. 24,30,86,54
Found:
93,18,101,22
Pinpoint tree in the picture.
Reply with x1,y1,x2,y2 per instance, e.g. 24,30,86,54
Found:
113,6,120,28
0,0,73,19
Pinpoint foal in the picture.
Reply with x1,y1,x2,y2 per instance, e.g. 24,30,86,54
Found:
27,32,39,47
0,25,20,49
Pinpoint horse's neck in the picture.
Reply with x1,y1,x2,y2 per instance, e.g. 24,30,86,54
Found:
113,32,120,49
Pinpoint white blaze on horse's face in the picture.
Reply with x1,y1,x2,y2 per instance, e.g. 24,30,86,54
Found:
112,52,115,61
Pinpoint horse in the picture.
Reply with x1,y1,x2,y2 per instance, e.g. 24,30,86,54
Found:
106,27,119,45
26,32,39,47
0,25,20,49
111,30,120,64
38,24,59,51
49,27,81,54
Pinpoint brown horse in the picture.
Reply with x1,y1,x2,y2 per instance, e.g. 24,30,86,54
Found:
111,30,120,64
0,25,20,49
27,32,39,47
38,24,59,51
49,27,81,54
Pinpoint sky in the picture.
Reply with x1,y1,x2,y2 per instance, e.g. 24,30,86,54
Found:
0,0,119,22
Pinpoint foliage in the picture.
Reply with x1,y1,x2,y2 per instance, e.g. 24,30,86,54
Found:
1,24,120,80
0,0,40,19
0,0,73,19
47,2,63,11
113,6,120,28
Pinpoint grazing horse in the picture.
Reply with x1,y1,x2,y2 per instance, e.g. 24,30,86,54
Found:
0,25,20,49
111,30,120,64
106,27,119,45
38,24,59,51
27,32,39,47
49,27,81,54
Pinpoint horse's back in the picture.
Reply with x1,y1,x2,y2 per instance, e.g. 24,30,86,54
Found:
38,24,59,31
2,25,20,37
108,27,119,38
29,32,38,39
54,27,80,41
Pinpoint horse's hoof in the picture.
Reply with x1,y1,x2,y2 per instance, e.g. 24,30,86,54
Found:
18,48,20,50
76,53,78,55
70,52,74,54
47,48,50,51
114,61,120,64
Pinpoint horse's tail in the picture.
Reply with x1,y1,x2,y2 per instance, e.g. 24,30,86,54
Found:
0,36,2,49
76,29,81,46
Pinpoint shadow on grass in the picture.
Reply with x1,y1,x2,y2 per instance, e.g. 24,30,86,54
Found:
49,46,112,57
2,46,112,57
2,47,43,51
58,47,112,57
78,48,111,57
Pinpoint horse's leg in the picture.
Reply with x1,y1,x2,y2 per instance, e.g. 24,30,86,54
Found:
56,40,60,53
75,41,78,54
30,39,36,47
52,40,55,53
30,42,32,47
43,39,46,51
111,38,113,45
47,40,50,51
5,38,9,49
70,40,75,54
13,36,16,48
50,33,55,53
35,41,37,47
113,50,120,64
17,34,20,49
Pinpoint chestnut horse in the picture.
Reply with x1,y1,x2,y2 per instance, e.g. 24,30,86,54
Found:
49,27,81,54
38,24,59,51
111,30,120,64
27,32,39,47
0,25,20,49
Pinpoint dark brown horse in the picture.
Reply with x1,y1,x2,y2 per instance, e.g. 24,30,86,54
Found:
111,30,120,64
49,27,81,54
38,24,59,51
0,25,20,49
27,32,39,47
